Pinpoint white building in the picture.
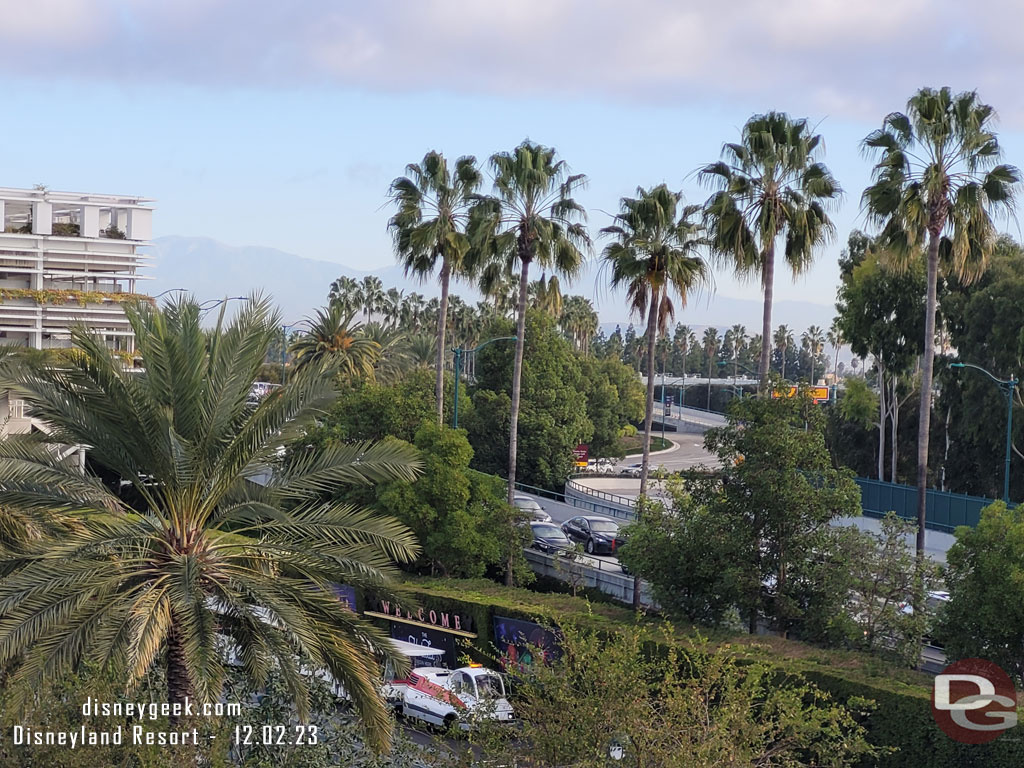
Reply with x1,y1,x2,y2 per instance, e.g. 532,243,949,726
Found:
0,187,153,435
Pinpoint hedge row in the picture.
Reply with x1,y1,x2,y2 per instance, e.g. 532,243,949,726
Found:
389,577,1024,768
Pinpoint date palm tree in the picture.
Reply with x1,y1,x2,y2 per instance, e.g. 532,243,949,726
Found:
699,112,841,386
863,87,1019,554
602,185,710,610
703,327,720,409
290,303,380,379
389,151,482,424
0,296,421,752
471,140,590,516
774,325,793,381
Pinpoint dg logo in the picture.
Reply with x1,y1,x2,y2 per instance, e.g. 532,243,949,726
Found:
932,658,1018,745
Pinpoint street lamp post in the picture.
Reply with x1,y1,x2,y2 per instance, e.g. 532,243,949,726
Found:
280,321,304,384
951,362,1018,502
451,336,516,429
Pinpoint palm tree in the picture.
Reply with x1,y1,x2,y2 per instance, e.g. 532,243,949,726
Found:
408,333,438,368
0,296,421,751
862,87,1019,555
471,140,590,515
601,185,709,610
774,325,793,380
703,327,720,408
827,321,843,377
328,275,362,316
560,295,599,355
603,186,709,491
699,112,841,386
389,151,482,425
381,287,404,328
359,276,385,323
802,325,826,384
290,303,380,379
400,292,426,331
361,321,410,383
728,323,747,381
528,273,564,318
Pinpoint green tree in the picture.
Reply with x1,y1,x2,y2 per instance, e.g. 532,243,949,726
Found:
466,311,593,491
375,422,520,579
578,355,645,457
834,231,925,482
468,625,875,768
704,384,862,635
939,236,1024,499
389,151,483,425
699,112,841,384
773,324,793,380
862,86,1020,556
802,325,826,384
938,501,1024,682
601,185,710,500
0,297,421,751
470,140,591,513
702,327,720,408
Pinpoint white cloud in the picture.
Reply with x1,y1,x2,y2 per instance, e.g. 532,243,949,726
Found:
3,1,1024,122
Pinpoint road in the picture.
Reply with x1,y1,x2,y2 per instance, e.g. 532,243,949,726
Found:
524,492,627,574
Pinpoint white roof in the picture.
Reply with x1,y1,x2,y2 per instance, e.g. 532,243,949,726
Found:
389,638,445,657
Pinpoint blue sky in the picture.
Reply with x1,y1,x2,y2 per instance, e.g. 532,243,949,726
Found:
3,1,1024,312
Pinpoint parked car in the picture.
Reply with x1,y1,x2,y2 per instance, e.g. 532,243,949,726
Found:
513,495,552,523
623,463,642,478
561,515,626,555
529,522,572,554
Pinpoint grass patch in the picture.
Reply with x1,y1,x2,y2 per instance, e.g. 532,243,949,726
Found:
616,435,672,455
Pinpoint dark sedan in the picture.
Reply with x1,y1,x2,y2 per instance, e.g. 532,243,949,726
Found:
529,522,572,554
561,515,626,555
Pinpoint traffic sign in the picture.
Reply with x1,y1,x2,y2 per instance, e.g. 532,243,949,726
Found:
573,444,589,468
771,386,830,402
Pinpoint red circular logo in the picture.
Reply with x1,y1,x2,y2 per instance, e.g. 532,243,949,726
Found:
932,658,1017,744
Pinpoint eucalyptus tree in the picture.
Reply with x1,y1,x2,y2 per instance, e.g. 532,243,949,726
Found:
289,303,380,380
774,324,794,380
699,113,841,385
602,185,709,495
802,325,826,384
602,185,710,610
471,140,591,510
862,87,1019,554
0,296,421,752
703,327,720,409
389,150,482,423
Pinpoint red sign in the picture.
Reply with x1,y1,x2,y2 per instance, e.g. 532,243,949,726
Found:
932,658,1017,744
573,444,589,467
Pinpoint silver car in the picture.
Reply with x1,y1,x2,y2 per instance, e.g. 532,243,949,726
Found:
513,495,552,523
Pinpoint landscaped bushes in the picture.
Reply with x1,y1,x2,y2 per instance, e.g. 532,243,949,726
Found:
391,578,1024,768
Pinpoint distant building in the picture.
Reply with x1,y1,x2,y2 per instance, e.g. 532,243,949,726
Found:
0,187,153,435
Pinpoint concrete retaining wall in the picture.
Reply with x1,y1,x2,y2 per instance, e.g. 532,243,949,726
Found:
523,549,656,608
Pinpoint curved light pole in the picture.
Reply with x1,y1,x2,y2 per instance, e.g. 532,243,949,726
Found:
199,296,248,313
951,362,1018,502
451,336,515,429
153,288,188,299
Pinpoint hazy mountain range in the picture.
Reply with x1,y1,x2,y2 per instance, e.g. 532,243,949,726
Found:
149,235,837,333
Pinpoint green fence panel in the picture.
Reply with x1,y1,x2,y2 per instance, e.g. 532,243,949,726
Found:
854,477,1002,532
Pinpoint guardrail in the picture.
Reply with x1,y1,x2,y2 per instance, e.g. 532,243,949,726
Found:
563,477,638,522
523,548,655,608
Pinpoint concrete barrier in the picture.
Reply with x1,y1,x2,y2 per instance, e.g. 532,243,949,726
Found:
564,477,638,522
523,549,656,608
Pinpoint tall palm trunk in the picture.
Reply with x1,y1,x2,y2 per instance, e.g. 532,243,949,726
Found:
759,244,775,389
781,345,787,380
915,231,941,557
166,622,192,725
635,289,659,610
435,261,451,425
640,293,659,496
505,252,531,586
